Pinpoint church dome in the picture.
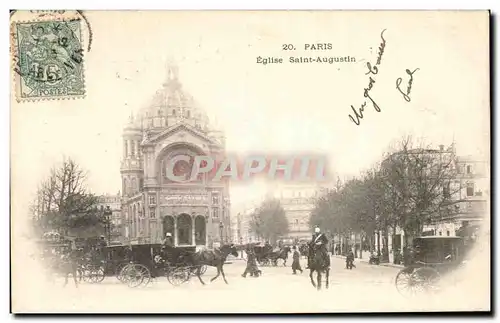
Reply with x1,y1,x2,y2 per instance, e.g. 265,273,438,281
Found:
137,64,210,133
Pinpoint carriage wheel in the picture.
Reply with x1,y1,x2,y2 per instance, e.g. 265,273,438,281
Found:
396,267,440,297
93,268,105,283
119,264,132,284
116,263,129,282
90,270,100,283
167,268,190,286
122,264,151,288
82,268,93,283
412,267,441,293
395,268,418,297
261,259,270,267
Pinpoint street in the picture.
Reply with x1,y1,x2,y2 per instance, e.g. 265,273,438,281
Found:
14,256,487,313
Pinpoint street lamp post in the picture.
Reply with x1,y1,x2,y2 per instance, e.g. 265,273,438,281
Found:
219,221,224,244
104,205,112,245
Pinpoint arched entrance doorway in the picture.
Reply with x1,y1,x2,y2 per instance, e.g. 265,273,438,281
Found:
177,213,192,245
195,215,206,245
163,216,175,242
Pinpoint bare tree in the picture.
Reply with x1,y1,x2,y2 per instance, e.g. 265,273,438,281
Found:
30,157,104,237
249,198,289,244
310,135,461,262
380,136,460,244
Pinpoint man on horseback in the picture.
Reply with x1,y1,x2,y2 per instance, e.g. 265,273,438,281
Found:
307,226,330,269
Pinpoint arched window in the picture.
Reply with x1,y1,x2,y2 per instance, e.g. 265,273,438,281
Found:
172,109,177,116
186,110,191,118
158,109,162,116
163,216,175,242
195,215,206,245
177,214,193,245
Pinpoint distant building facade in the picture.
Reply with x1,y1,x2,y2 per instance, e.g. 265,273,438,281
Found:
96,193,123,244
231,202,261,244
270,184,329,241
423,153,489,237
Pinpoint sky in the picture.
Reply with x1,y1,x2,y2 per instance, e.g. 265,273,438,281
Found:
11,11,490,220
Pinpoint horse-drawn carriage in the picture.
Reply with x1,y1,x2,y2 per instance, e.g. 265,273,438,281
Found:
36,236,238,287
249,243,291,267
395,236,468,297
106,244,208,288
116,243,239,288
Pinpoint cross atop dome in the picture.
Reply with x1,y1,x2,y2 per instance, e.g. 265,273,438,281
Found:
164,58,180,86
167,64,178,81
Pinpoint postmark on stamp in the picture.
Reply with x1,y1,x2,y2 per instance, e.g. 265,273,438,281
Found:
12,19,85,101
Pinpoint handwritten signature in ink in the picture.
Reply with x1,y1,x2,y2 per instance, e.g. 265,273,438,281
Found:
349,29,387,126
396,68,419,102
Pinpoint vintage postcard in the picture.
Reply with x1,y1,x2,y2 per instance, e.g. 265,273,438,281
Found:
10,10,490,313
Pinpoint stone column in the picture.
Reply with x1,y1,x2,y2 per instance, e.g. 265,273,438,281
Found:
143,153,148,175
135,215,139,239
136,210,141,239
134,141,139,157
192,215,196,245
148,219,154,243
174,216,178,246
144,217,149,241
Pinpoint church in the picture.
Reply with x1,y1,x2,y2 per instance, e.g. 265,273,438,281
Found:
120,64,231,248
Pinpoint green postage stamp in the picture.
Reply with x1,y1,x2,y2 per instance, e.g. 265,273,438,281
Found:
12,19,85,101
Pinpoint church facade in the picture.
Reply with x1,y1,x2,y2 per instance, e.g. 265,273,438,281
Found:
121,65,231,247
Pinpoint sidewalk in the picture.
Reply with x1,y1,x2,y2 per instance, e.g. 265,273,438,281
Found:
332,255,404,269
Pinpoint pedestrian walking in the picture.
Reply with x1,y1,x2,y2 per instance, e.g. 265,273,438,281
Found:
346,248,356,269
291,246,303,274
242,247,261,277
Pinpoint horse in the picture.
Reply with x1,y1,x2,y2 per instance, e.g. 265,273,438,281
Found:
46,251,80,287
191,244,238,285
270,246,291,266
254,244,273,266
309,244,330,290
299,244,309,259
